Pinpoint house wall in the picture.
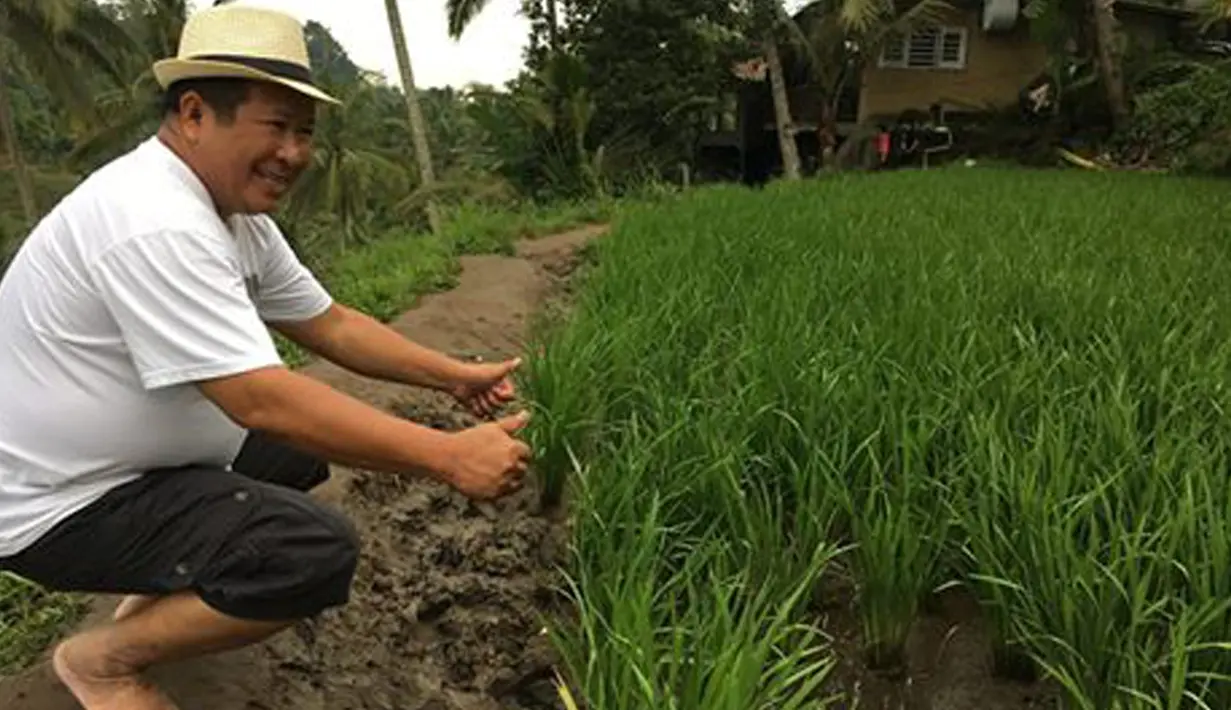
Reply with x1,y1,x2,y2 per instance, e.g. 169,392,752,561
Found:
856,6,1049,123
1117,5,1188,52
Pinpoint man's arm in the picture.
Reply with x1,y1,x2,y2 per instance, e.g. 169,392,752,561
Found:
271,303,469,392
88,228,526,498
197,364,458,476
198,365,533,500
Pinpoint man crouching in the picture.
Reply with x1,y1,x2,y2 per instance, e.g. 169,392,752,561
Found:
0,6,532,709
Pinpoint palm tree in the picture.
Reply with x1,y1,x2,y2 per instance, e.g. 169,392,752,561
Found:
0,49,37,223
281,76,415,248
68,0,189,170
793,0,953,168
739,0,959,177
762,15,803,180
1,0,136,221
1091,0,1128,130
445,0,576,201
725,0,811,181
446,0,559,52
383,0,441,233
2,1,83,221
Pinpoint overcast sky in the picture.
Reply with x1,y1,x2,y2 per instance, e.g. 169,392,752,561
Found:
185,0,532,90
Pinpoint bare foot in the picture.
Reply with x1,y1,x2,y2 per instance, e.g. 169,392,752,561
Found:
52,639,179,710
112,594,159,622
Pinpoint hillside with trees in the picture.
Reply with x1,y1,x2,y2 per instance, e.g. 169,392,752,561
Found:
4,0,1231,258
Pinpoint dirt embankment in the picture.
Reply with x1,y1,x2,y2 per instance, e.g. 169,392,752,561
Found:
0,225,605,710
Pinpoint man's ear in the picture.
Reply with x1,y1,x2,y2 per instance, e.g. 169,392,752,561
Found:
176,92,208,142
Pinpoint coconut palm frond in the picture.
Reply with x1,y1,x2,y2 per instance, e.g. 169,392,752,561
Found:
445,0,494,39
66,96,159,168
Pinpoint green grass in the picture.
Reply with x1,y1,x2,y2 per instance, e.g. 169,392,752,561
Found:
273,197,614,366
524,167,1231,708
436,197,614,256
0,574,88,675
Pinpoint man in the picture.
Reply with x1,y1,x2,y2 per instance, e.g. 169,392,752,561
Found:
0,5,532,710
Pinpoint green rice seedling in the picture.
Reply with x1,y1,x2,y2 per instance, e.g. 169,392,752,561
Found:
1150,597,1231,709
547,410,843,710
847,423,953,670
553,533,841,710
525,167,1231,707
957,407,1039,680
522,322,621,507
764,407,853,577
1153,438,1231,706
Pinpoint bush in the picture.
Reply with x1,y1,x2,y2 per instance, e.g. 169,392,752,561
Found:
1121,58,1231,173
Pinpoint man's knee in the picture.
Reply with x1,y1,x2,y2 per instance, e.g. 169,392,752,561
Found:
198,491,360,621
292,499,361,583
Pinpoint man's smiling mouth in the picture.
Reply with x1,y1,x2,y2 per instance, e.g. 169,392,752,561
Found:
256,166,291,191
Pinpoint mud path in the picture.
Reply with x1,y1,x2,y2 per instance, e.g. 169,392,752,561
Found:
0,225,605,710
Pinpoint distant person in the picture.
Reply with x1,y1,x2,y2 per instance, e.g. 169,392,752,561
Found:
0,5,532,710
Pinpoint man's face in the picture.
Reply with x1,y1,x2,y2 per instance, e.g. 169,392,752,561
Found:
182,82,317,216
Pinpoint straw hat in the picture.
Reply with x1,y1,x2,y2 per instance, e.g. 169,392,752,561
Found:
152,3,340,105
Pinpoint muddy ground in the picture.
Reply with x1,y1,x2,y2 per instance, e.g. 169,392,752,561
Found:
0,225,1059,710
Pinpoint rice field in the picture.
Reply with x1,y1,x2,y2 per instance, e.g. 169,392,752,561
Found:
523,167,1231,709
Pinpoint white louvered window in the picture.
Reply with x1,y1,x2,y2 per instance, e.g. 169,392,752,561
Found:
878,27,967,69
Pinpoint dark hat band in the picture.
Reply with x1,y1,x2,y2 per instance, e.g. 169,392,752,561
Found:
190,54,314,85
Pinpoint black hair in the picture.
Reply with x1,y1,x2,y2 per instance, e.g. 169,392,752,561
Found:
161,77,253,124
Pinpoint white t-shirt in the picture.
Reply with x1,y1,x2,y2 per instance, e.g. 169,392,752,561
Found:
0,135,333,557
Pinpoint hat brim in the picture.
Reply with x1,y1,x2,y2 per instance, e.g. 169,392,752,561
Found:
152,58,340,105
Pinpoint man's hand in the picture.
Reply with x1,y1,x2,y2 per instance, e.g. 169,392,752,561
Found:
442,411,533,499
448,357,522,418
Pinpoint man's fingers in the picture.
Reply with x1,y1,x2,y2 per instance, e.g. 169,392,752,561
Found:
498,467,525,493
492,379,515,398
459,380,516,420
497,410,531,433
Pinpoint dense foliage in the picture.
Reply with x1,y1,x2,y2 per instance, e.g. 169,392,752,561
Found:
0,0,747,239
1122,57,1231,173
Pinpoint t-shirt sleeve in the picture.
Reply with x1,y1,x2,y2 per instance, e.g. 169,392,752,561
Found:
90,230,284,390
250,217,333,323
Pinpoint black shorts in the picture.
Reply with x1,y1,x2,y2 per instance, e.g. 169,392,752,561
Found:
0,431,360,622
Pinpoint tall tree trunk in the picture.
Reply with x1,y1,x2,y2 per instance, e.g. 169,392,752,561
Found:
819,68,854,170
764,36,801,181
0,65,37,224
383,0,441,233
816,89,843,170
1092,0,1128,131
546,0,559,52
